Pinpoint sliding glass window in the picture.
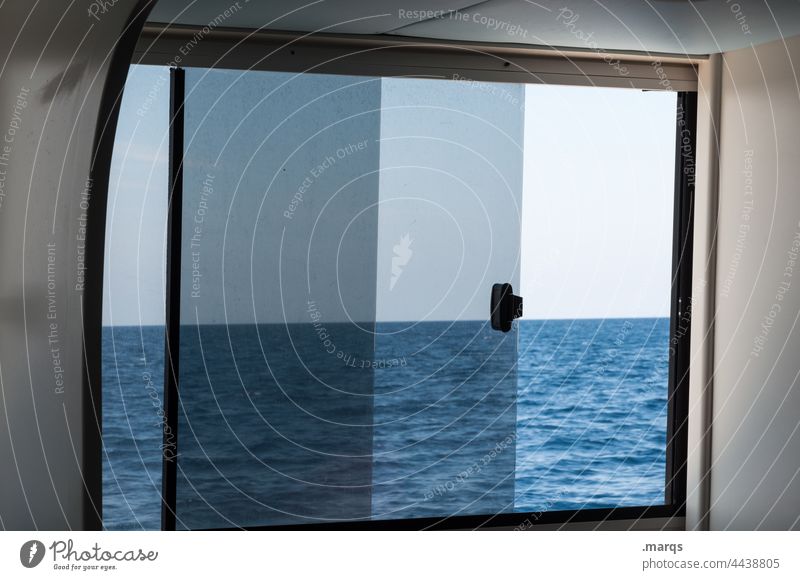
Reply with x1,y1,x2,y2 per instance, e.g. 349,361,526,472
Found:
103,64,692,529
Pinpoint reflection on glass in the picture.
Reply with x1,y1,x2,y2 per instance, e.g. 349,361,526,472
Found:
176,70,381,527
176,70,523,527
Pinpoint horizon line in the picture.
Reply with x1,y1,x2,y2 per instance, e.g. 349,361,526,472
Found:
102,315,670,328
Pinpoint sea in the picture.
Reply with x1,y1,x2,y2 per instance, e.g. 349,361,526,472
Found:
102,318,669,529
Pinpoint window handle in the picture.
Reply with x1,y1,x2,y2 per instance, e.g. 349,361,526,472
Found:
490,283,523,333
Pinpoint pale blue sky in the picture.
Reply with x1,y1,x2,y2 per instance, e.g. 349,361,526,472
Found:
521,85,676,319
103,65,169,327
103,65,676,326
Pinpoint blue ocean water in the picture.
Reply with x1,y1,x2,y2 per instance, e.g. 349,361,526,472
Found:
102,318,669,530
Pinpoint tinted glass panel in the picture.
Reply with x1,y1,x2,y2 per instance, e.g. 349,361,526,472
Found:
176,70,382,527
372,78,523,518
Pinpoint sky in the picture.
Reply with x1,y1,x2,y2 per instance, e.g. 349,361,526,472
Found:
521,84,676,319
103,65,676,326
103,65,169,327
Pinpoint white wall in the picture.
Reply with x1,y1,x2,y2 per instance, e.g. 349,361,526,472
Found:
709,35,800,530
0,0,150,530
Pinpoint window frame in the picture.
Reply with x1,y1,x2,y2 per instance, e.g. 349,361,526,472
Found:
148,29,697,531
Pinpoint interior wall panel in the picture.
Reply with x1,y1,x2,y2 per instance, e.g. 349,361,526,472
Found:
0,0,153,530
711,34,800,531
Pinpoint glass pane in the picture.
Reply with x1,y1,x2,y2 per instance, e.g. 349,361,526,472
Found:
176,69,382,527
175,71,524,527
515,85,677,512
103,64,169,530
372,78,524,519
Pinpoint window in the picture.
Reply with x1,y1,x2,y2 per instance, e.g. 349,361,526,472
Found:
103,63,693,530
103,64,169,530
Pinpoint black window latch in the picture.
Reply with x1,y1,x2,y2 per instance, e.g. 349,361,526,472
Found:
490,283,523,333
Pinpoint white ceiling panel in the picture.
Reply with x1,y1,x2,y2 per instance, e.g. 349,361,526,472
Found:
147,0,800,55
147,0,484,35
391,0,800,55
